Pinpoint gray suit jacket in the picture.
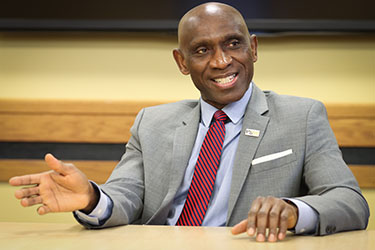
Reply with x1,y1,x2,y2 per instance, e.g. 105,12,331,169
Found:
83,84,369,235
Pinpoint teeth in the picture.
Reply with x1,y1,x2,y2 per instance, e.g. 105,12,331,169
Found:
213,74,236,84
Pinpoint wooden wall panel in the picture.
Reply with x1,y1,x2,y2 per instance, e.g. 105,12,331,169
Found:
0,99,162,143
0,100,373,146
329,118,375,147
349,165,375,188
325,103,375,147
0,113,134,143
325,104,374,119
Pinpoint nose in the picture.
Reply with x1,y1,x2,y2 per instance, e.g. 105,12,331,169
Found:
209,48,232,69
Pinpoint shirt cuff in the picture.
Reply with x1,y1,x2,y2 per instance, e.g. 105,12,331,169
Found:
285,198,319,234
74,181,112,226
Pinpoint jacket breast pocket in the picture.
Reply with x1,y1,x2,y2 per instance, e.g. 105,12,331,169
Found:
251,149,297,174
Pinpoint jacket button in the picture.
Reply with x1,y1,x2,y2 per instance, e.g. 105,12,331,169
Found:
325,225,336,234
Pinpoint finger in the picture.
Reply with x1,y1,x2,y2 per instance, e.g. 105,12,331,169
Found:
45,153,75,176
255,200,272,242
268,202,282,242
231,219,248,235
21,196,43,207
9,174,41,186
15,186,40,199
37,205,51,215
247,197,263,236
278,208,290,240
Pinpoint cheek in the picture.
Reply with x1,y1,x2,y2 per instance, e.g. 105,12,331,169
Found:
187,63,209,80
188,56,210,71
246,63,254,76
239,53,254,75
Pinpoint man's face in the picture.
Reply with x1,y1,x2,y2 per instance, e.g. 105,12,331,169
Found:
174,12,258,109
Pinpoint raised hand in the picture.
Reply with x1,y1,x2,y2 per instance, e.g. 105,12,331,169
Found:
231,196,298,242
9,153,98,215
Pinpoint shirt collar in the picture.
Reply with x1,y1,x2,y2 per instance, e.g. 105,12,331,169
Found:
200,82,253,127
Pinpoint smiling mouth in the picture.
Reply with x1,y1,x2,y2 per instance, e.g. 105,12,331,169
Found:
212,73,238,85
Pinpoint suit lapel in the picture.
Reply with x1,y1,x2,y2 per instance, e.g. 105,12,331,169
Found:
168,104,201,194
149,103,201,223
227,85,270,222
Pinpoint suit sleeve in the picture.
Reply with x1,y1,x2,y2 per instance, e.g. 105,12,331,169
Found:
81,109,146,228
296,101,369,235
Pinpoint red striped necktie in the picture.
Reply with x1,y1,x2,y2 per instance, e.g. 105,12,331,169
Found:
176,110,228,226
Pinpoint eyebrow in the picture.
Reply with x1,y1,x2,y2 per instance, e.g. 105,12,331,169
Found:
189,33,245,49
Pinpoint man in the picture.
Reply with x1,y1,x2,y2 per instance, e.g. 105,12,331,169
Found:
9,2,369,242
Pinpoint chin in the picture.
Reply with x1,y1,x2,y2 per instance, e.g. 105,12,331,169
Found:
215,97,242,108
224,92,245,103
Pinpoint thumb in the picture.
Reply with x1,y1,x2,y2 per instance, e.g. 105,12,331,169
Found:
231,219,248,235
44,153,72,176
287,202,299,229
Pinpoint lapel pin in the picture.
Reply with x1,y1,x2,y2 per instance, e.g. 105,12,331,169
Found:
245,128,260,137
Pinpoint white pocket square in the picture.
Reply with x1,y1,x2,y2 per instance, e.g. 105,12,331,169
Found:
252,149,293,165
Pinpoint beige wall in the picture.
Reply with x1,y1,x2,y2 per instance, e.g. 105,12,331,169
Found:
0,32,374,104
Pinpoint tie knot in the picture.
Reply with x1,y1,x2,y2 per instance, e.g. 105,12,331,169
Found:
214,110,228,122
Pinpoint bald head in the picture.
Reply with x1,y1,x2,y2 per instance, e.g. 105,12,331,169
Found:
177,2,249,50
172,2,258,109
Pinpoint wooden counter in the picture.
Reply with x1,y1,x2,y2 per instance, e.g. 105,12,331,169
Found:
0,222,373,250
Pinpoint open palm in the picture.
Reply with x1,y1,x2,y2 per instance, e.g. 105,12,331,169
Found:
9,154,96,215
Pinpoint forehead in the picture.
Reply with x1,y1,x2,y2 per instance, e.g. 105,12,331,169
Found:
181,14,248,48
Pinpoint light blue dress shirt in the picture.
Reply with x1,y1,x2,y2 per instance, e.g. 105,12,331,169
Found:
165,83,253,226
75,82,318,234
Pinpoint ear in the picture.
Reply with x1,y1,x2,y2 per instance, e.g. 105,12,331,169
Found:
249,34,258,63
173,49,190,75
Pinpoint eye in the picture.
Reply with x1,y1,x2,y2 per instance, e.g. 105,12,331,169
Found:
228,39,240,48
195,47,208,55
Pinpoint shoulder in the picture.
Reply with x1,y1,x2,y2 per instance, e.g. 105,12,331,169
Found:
263,90,326,117
136,99,199,126
264,90,321,107
144,99,199,113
